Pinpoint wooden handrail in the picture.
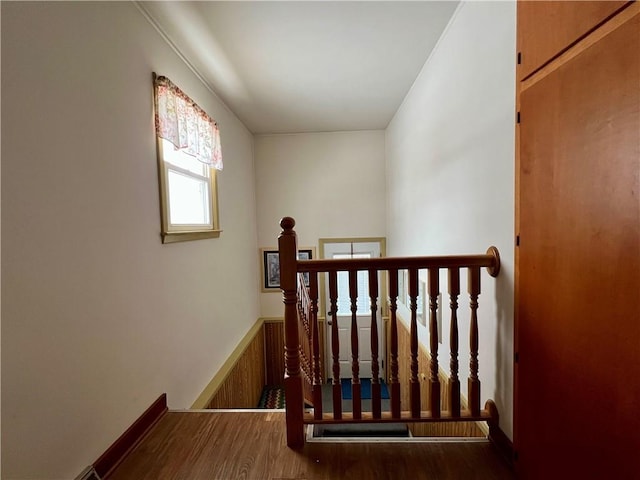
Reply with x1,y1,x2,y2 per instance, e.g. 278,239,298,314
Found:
279,216,502,448
294,251,500,275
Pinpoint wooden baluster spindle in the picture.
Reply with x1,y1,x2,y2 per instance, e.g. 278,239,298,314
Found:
428,268,441,418
369,269,381,419
388,269,401,418
468,266,481,417
328,270,341,419
349,269,362,419
408,268,421,418
309,272,323,420
297,276,312,404
278,217,303,447
448,267,461,417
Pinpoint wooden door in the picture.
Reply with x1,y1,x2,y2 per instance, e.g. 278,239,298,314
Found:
516,8,640,479
517,0,628,79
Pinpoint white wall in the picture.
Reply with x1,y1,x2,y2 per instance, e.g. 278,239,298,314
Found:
1,3,259,478
255,131,386,317
386,1,515,438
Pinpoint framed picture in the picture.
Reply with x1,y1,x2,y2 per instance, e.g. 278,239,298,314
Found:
261,247,315,292
298,249,312,288
262,250,281,290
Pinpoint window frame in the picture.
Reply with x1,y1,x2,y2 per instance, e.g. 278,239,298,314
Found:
156,136,221,244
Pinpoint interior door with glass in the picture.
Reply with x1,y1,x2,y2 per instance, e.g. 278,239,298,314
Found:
322,240,384,381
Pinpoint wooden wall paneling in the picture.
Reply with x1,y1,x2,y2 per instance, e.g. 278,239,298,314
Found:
319,319,325,383
396,316,412,411
207,326,266,409
516,6,640,478
264,320,285,386
396,317,485,437
264,319,325,386
517,0,629,80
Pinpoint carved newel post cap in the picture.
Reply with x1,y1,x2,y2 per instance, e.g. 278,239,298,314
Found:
280,217,296,231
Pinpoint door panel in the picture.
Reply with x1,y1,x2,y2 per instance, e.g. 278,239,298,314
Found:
337,324,350,376
517,12,639,479
337,325,373,377
324,241,383,380
517,0,628,79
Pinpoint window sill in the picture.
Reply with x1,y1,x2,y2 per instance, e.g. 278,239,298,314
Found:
161,229,222,244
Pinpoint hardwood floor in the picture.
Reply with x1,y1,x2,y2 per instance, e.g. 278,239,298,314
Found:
108,411,514,480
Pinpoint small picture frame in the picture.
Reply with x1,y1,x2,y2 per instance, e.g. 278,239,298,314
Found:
262,250,281,290
298,249,312,287
261,247,315,292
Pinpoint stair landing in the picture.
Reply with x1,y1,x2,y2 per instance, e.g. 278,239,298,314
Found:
108,410,515,479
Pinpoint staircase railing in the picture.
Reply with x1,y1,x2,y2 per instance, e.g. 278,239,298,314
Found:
296,268,316,406
278,217,501,447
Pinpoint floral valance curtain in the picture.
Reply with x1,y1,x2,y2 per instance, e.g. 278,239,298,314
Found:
154,74,223,170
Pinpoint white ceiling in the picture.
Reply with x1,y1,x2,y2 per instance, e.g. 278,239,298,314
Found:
139,1,459,134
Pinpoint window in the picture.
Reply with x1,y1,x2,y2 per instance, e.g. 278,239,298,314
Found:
334,253,372,315
153,74,223,243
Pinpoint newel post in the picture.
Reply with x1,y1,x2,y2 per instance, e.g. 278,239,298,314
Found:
279,217,304,448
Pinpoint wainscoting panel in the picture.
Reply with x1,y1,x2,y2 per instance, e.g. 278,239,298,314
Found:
264,318,326,386
206,325,265,409
396,317,484,437
264,320,285,386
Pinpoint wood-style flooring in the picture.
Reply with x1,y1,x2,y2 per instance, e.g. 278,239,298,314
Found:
107,411,514,480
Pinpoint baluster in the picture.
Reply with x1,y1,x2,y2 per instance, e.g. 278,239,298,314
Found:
299,280,309,375
428,268,441,418
328,271,341,419
388,269,401,418
309,272,323,420
349,269,362,419
369,269,381,418
278,217,303,447
408,268,420,418
468,266,481,416
448,267,461,417
297,279,310,402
